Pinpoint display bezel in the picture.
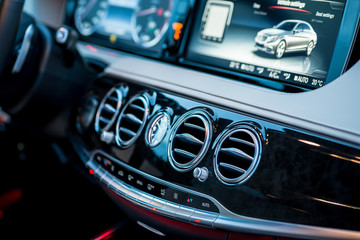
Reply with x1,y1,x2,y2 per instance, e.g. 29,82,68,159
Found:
181,0,360,90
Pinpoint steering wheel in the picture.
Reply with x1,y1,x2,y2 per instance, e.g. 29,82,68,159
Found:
0,0,25,77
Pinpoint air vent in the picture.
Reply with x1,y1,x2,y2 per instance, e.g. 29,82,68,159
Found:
214,126,262,185
95,86,123,132
168,109,212,172
115,93,150,148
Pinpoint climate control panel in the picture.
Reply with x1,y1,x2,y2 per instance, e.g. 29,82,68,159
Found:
71,77,360,239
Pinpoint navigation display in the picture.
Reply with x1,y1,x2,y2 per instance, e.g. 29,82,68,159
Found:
186,0,346,88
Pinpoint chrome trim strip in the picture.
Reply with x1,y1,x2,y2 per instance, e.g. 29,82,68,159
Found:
137,221,166,237
12,24,35,73
86,149,360,240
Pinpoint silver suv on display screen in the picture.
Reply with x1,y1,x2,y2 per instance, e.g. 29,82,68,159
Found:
255,20,317,58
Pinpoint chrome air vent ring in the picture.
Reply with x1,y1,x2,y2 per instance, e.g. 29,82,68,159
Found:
94,86,124,133
168,109,213,172
214,125,262,185
115,93,150,148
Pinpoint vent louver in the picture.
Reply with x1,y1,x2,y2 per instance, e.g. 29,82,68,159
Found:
214,126,261,185
95,86,123,132
168,109,212,172
115,93,149,148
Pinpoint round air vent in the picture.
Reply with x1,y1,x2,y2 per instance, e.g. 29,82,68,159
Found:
95,86,124,132
115,93,150,148
214,125,262,185
168,109,212,172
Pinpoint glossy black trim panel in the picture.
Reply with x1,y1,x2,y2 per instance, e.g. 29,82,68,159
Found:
71,78,360,239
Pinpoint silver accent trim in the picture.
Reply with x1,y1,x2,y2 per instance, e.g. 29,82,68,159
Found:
86,150,360,240
167,109,213,172
137,221,166,237
12,24,35,74
115,93,150,148
213,126,262,186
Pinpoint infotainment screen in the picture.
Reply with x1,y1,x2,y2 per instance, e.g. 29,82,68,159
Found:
185,0,347,88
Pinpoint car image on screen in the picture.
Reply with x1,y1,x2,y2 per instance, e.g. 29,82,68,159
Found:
255,20,317,58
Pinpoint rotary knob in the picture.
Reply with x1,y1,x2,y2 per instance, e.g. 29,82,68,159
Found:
193,167,208,182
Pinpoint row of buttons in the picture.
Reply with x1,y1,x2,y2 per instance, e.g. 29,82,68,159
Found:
94,154,219,213
88,154,220,227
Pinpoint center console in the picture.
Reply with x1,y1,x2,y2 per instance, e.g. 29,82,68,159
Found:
71,77,360,239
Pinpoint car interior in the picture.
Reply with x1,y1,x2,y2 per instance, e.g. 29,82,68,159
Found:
0,0,359,239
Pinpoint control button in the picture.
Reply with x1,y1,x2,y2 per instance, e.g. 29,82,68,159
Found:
115,165,127,181
143,181,163,197
101,172,113,186
175,206,194,222
86,160,99,172
183,194,219,213
100,131,115,144
163,188,187,204
150,197,166,209
193,167,209,182
137,192,153,205
94,167,106,180
94,154,103,163
102,158,116,174
190,210,219,226
126,187,139,201
162,201,180,218
110,177,131,196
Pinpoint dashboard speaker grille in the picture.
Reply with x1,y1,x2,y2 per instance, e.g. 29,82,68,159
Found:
168,109,212,172
95,86,123,132
214,126,261,185
115,93,149,148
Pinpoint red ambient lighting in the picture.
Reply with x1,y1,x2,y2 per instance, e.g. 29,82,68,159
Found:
92,229,115,240
194,219,201,223
86,44,98,53
269,6,311,14
89,169,95,175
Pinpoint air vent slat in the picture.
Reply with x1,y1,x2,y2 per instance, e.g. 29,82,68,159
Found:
174,148,197,159
124,113,143,125
130,103,145,112
214,127,261,185
229,137,255,147
116,94,149,148
220,147,254,162
168,110,212,172
104,103,116,113
175,133,204,145
99,116,111,124
119,127,136,137
108,96,119,102
183,122,206,132
219,162,246,174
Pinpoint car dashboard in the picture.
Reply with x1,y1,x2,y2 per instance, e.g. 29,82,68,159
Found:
20,0,360,239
